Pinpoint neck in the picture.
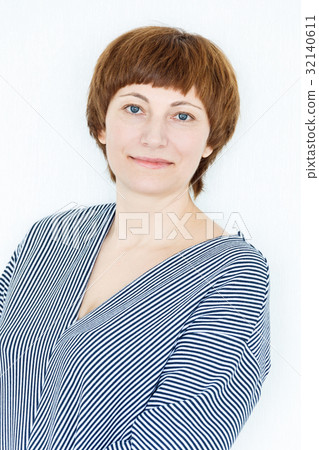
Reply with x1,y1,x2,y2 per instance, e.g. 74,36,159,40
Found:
108,187,202,249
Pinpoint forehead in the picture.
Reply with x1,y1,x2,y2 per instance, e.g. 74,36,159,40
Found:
113,83,202,105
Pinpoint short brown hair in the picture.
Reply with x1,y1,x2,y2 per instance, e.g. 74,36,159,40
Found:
86,26,240,199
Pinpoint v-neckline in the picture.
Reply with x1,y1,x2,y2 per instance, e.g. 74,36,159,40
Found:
72,202,244,327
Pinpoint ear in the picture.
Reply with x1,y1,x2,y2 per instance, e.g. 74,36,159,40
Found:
202,146,213,158
98,129,106,145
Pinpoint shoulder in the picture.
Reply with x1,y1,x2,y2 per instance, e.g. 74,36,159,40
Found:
205,233,270,295
34,202,114,226
197,237,271,335
22,202,115,249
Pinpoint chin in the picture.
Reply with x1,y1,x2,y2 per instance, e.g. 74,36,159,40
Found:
118,177,173,196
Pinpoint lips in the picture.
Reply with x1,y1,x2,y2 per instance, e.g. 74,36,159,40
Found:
129,156,173,169
131,156,172,164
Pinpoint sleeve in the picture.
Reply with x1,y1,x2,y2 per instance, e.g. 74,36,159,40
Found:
0,232,28,318
106,253,271,450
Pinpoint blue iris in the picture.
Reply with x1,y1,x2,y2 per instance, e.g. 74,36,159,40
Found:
178,113,189,121
129,106,140,114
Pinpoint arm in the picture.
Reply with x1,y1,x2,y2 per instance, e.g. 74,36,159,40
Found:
0,233,28,318
106,253,271,450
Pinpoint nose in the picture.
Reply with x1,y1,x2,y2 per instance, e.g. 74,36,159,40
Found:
140,116,168,149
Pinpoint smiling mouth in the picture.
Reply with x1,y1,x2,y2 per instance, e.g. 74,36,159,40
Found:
129,156,173,169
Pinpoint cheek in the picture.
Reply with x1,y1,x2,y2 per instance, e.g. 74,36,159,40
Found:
172,130,207,161
106,119,139,149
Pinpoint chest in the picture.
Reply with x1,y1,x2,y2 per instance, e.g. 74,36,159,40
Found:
76,243,182,321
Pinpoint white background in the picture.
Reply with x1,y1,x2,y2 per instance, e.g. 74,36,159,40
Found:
0,1,301,449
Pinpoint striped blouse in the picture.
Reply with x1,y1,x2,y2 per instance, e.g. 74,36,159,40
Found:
0,202,271,450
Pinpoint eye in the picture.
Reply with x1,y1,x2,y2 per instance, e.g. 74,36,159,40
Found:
174,112,194,121
124,104,143,114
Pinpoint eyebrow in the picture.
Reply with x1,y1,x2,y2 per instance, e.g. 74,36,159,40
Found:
119,92,203,110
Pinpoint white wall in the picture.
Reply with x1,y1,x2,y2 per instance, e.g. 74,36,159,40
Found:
0,1,300,448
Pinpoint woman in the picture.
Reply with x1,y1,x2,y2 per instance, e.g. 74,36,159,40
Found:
0,26,270,449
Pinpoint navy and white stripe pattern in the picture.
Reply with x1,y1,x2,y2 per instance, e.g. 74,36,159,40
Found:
0,202,270,449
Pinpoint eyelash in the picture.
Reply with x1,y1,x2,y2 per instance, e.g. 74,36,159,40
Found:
123,104,195,121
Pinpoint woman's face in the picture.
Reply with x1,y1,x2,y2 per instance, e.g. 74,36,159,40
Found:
98,83,213,197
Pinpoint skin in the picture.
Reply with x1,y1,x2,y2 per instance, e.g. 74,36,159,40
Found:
97,83,217,250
